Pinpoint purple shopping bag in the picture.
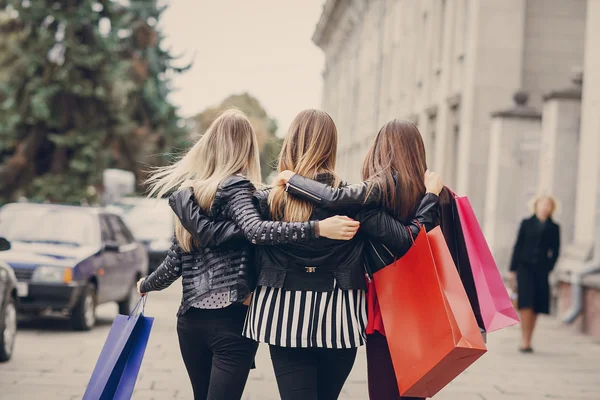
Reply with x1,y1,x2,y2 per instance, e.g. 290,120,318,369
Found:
83,298,154,400
453,194,519,332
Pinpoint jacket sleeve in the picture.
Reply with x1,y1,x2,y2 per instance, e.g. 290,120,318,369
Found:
355,193,440,256
140,237,182,293
175,177,320,245
549,224,561,271
509,220,526,272
169,188,245,248
285,174,380,211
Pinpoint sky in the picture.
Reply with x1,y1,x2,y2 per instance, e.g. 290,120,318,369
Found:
161,0,326,136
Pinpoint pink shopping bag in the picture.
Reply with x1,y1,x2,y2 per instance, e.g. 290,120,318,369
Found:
454,194,519,332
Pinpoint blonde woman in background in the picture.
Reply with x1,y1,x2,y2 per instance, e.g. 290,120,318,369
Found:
509,195,560,353
136,109,359,400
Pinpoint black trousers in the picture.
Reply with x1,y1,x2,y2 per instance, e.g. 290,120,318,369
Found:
177,305,258,400
366,332,423,400
269,345,358,400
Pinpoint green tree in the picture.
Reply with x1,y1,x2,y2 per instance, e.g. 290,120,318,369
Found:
192,93,282,182
0,0,188,204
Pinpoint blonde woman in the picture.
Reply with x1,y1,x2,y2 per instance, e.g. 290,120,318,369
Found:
137,109,359,400
509,195,560,353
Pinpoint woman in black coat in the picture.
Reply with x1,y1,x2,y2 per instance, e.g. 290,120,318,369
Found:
509,196,560,353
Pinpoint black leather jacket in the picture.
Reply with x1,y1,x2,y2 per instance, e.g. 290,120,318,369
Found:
140,175,319,315
285,174,440,276
252,174,366,291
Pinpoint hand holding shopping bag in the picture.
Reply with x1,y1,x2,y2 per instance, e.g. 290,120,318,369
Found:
374,227,486,398
83,297,154,400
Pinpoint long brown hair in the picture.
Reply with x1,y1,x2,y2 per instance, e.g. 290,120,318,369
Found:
362,119,427,222
269,109,341,221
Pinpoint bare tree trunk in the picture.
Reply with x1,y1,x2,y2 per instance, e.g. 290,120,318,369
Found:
0,127,46,199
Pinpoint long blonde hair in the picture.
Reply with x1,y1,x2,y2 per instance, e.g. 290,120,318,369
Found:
146,109,261,251
269,109,340,221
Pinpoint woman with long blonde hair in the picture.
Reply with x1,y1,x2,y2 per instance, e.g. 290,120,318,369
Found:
136,109,358,400
273,119,444,400
509,195,560,353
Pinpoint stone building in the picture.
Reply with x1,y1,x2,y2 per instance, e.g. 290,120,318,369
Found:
313,0,600,337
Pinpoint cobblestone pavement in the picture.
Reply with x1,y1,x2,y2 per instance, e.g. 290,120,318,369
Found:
1,280,599,399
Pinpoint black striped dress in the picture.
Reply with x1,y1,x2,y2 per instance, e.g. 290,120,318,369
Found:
243,284,367,349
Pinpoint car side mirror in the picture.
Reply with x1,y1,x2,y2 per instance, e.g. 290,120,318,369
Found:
0,237,10,251
104,243,120,252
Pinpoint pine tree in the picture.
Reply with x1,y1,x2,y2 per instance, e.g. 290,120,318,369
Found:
0,0,189,204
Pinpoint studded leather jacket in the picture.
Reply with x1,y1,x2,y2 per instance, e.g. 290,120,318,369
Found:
140,175,319,316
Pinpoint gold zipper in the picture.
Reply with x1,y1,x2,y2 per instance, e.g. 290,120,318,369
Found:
285,183,322,201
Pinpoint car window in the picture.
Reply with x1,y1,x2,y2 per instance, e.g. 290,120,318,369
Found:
99,215,115,243
108,215,133,246
0,206,100,247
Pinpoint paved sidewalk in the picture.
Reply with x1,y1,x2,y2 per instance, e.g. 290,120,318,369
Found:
0,280,598,399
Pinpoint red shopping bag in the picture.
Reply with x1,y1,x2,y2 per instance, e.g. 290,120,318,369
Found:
374,227,486,398
453,194,519,332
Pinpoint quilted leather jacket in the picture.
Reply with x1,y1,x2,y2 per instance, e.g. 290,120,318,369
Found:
284,174,440,276
140,175,319,316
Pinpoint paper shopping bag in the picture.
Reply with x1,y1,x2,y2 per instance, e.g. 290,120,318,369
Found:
374,227,487,398
438,187,485,333
454,195,520,332
83,298,154,400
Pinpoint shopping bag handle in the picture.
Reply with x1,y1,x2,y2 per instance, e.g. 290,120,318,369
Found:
406,219,421,246
128,295,147,319
445,186,458,199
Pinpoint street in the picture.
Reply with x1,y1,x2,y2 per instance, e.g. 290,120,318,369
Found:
1,280,599,400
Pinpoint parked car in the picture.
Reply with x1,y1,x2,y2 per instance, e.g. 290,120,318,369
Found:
0,203,148,330
0,237,17,362
111,198,174,273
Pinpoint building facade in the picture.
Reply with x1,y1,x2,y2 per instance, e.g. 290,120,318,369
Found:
314,0,600,337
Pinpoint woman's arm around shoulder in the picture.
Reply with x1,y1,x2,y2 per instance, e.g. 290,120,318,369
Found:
169,187,245,248
356,193,440,256
273,171,380,211
221,176,317,244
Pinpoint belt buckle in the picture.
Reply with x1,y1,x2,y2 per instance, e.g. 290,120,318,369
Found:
305,266,317,273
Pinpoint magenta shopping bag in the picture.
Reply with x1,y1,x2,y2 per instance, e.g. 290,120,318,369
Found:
83,298,154,400
454,194,519,332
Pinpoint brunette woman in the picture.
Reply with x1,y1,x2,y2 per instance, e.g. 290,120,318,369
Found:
274,119,444,400
136,109,359,400
509,195,560,353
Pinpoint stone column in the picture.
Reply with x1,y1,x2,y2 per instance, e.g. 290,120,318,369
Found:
484,91,542,273
457,0,528,220
538,71,583,246
572,0,600,252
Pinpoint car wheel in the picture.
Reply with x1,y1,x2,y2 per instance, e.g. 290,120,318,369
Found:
0,296,17,362
118,280,139,316
71,284,96,331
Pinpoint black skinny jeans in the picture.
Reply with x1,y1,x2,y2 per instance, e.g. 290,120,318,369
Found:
269,345,358,400
366,332,423,400
177,304,258,400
